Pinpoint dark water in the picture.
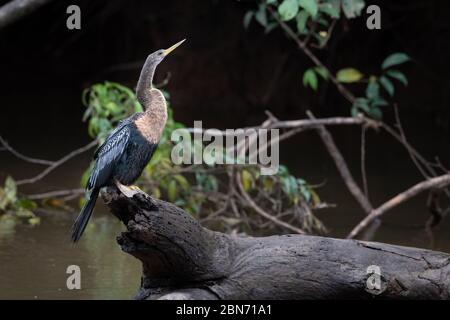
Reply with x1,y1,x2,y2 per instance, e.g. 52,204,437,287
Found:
0,211,141,299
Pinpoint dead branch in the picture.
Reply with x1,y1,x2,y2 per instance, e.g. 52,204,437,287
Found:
103,189,450,300
16,140,97,185
307,111,373,215
235,171,305,234
0,0,53,30
347,173,450,239
0,135,53,165
266,5,356,103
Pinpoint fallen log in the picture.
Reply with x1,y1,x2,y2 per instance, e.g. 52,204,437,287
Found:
102,188,450,300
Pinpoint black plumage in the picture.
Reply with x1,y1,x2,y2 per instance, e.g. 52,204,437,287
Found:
71,40,185,242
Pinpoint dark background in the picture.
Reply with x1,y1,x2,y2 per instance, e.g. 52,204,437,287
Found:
1,0,450,143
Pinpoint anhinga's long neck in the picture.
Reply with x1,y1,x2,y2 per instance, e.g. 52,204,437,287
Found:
136,55,158,110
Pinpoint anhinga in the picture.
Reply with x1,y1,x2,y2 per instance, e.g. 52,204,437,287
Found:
71,39,185,242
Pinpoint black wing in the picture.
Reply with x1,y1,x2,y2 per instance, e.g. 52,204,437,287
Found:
87,123,131,190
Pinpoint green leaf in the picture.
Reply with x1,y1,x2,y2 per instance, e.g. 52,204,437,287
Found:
371,97,389,107
319,2,340,18
367,107,383,120
255,5,268,27
296,10,310,34
353,98,370,113
265,22,279,34
303,68,318,90
173,174,190,193
241,170,253,191
379,76,395,96
243,11,254,29
314,66,329,80
281,175,299,203
299,0,318,17
386,69,408,86
151,187,161,199
351,105,359,117
15,207,34,218
278,0,299,21
342,0,365,18
263,177,274,192
167,180,178,202
382,53,410,70
28,216,40,226
16,198,37,211
366,81,380,100
4,176,17,203
336,68,363,83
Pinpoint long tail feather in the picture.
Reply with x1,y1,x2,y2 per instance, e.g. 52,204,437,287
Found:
71,188,99,242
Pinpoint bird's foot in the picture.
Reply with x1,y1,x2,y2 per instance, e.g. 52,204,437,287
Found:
115,180,142,198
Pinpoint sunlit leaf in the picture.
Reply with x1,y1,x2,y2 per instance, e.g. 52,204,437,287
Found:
4,176,17,204
16,198,37,211
28,216,40,226
151,187,161,199
167,180,178,202
241,170,253,191
336,68,363,83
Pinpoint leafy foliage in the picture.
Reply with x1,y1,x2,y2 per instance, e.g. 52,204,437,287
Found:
243,1,411,121
81,82,324,234
351,53,410,119
0,176,40,225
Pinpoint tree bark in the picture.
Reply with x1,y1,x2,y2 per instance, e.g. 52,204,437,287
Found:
102,188,450,300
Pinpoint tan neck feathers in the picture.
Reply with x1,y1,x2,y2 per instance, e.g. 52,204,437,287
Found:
135,89,168,143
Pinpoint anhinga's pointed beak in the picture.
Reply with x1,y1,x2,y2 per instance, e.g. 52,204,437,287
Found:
163,39,186,56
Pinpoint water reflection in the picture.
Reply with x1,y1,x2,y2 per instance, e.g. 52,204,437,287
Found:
0,212,141,299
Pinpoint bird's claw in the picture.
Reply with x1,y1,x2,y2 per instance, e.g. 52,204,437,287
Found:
115,180,142,198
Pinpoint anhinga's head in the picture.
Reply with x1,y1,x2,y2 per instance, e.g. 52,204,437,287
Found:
136,39,186,108
147,39,186,67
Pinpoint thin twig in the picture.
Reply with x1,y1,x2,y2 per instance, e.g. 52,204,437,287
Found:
26,188,84,200
16,140,98,185
186,116,368,135
307,111,373,214
236,172,305,234
347,173,450,239
267,5,355,103
361,126,369,198
393,105,430,179
0,0,53,30
0,135,54,165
